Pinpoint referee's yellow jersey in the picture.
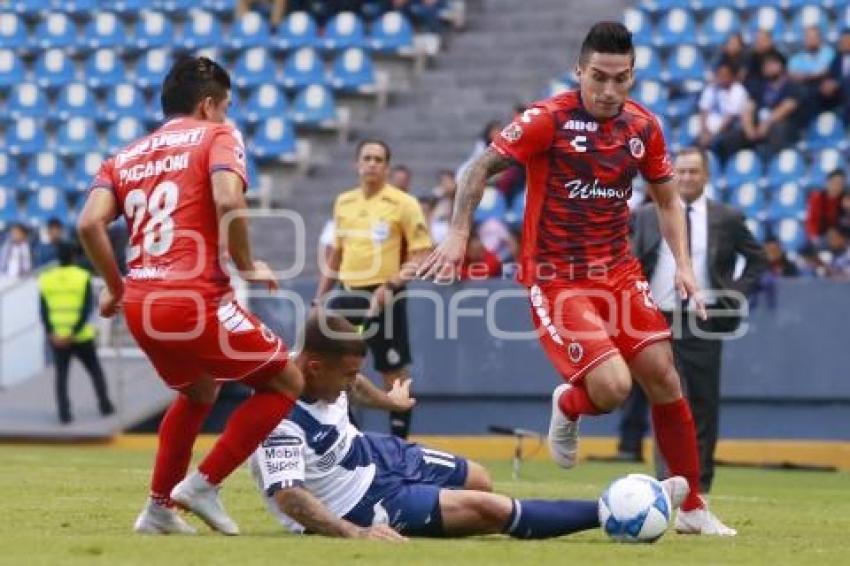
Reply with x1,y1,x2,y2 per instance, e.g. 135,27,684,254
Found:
333,184,432,288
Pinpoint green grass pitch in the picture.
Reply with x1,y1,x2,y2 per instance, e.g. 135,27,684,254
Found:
1,444,847,565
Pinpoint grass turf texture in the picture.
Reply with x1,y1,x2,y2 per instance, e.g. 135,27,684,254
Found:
1,444,847,565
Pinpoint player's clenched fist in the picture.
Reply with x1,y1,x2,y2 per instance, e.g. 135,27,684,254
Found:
98,285,123,318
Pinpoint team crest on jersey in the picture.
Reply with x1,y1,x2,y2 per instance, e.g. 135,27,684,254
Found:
628,137,646,159
568,341,584,364
500,123,523,144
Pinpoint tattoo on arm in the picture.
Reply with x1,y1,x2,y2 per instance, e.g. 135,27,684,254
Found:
452,147,515,234
278,487,358,538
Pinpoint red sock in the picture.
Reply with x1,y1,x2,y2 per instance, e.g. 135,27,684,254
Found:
652,398,703,511
198,391,296,485
557,384,604,421
151,395,213,507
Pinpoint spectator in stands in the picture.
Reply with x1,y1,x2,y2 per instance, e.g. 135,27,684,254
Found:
764,237,800,277
788,27,835,122
796,242,828,278
429,170,456,244
477,216,512,263
236,0,286,26
820,30,850,121
459,230,501,281
805,169,847,248
715,33,750,82
826,227,850,279
34,218,65,268
389,164,413,192
0,222,33,279
745,30,782,94
697,62,749,152
837,192,850,236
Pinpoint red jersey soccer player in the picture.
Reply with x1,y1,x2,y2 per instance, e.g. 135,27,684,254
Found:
419,23,735,535
77,57,304,535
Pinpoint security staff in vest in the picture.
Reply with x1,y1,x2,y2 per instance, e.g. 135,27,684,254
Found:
38,241,114,424
314,140,433,439
620,147,767,491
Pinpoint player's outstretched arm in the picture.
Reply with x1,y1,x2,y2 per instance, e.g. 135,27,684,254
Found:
417,148,514,280
274,486,407,541
348,373,416,412
77,189,123,318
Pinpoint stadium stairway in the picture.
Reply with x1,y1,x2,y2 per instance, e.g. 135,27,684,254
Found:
256,0,630,279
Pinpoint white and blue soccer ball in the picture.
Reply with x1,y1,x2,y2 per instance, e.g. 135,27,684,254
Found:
598,474,671,543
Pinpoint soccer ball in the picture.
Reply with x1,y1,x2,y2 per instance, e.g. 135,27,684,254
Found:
598,474,671,543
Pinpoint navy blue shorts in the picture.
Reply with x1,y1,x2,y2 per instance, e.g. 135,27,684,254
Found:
343,434,468,536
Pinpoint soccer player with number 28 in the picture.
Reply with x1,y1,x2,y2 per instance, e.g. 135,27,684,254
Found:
419,22,734,535
77,57,304,536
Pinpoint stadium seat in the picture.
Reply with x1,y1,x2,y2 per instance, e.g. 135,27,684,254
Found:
0,49,25,91
623,7,653,46
638,0,688,13
0,13,28,50
474,187,508,224
135,47,171,90
504,189,526,226
803,112,846,151
25,152,68,192
57,83,98,123
104,83,148,123
7,83,49,120
807,148,847,188
84,49,127,90
56,117,100,156
32,13,78,51
664,45,707,88
788,5,829,44
291,84,337,127
666,92,698,121
178,10,222,51
111,0,153,17
633,45,662,81
153,0,194,15
370,11,415,54
242,83,289,124
132,10,173,51
26,187,69,226
251,117,297,162
84,12,124,51
199,0,236,16
745,7,787,42
233,47,278,88
60,0,99,20
33,49,76,89
727,181,765,218
281,47,326,90
632,80,668,116
766,182,807,221
6,118,47,156
0,154,20,188
654,8,696,48
724,149,764,188
671,115,701,151
698,7,741,47
272,11,318,52
228,11,270,52
329,48,377,92
0,187,18,229
772,218,806,251
69,152,104,193
106,117,146,153
744,217,765,242
765,148,806,188
321,12,367,51
147,88,165,125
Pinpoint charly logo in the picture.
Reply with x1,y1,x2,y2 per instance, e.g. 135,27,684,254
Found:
628,137,645,159
568,341,584,363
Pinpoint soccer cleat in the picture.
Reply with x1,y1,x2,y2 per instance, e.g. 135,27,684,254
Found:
170,472,240,536
133,499,197,535
675,496,737,536
547,383,580,468
660,476,689,510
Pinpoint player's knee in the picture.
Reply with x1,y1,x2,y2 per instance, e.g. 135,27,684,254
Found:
591,375,632,411
464,461,493,492
474,493,513,530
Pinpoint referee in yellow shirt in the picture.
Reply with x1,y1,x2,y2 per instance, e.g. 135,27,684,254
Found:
314,140,433,439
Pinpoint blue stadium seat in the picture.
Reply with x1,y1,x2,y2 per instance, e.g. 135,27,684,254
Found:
25,152,68,192
242,83,289,124
788,5,829,44
84,12,124,51
806,148,847,188
664,45,707,88
26,187,69,226
199,0,236,16
135,47,171,90
803,112,846,151
0,49,25,91
474,187,508,224
370,11,414,54
291,84,337,127
765,148,806,187
329,48,376,92
59,0,99,20
84,49,127,90
745,217,765,242
321,12,367,51
623,8,653,46
838,5,850,36
228,11,270,51
273,11,319,51
671,115,701,151
727,181,765,218
56,117,101,156
69,152,103,194
56,82,99,121
178,10,222,51
9,0,51,17
153,0,194,15
698,7,741,47
634,45,662,81
133,10,173,51
0,187,18,229
745,7,787,42
233,47,278,88
772,218,806,251
666,93,698,122
251,117,297,162
106,117,146,153
32,13,78,51
724,149,764,187
281,47,325,90
504,189,526,226
654,8,696,48
147,88,165,125
104,83,148,123
34,49,76,89
638,0,688,13
632,80,668,116
0,154,20,187
7,83,49,120
766,182,807,221
0,13,28,50
6,118,47,156
109,0,152,18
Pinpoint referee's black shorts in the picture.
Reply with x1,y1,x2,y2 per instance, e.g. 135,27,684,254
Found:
326,285,412,372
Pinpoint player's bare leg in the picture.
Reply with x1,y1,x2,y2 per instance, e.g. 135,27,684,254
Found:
629,342,736,536
382,367,412,438
463,460,494,492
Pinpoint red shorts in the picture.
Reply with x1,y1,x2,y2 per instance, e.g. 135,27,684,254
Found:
528,259,670,383
124,294,289,390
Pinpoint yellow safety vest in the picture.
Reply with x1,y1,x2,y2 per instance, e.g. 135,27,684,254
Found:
38,265,96,343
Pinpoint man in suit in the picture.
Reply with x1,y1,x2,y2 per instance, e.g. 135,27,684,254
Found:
617,147,767,493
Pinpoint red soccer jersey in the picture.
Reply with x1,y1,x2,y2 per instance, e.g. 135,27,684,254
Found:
492,90,673,285
90,117,248,302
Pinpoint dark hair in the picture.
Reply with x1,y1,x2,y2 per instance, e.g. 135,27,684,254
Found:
56,240,76,266
302,311,368,359
763,50,787,68
676,146,710,171
46,217,64,230
355,139,392,163
390,164,410,175
828,169,846,179
579,22,634,66
161,56,231,117
10,222,28,234
715,61,738,76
